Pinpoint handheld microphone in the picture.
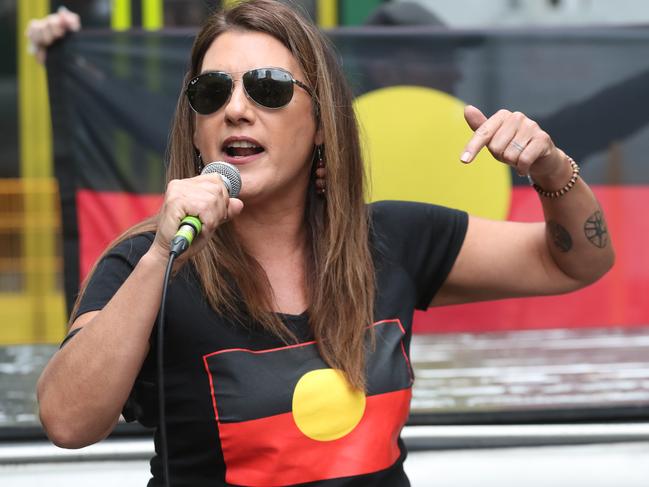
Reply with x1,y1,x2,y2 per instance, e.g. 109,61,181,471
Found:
169,161,242,256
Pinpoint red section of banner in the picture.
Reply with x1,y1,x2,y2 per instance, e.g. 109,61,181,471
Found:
216,388,410,486
77,190,163,280
414,186,649,333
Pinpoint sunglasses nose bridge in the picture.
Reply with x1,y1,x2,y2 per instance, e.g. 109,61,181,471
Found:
223,76,257,117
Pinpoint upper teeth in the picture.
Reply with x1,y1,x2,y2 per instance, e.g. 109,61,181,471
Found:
227,140,259,148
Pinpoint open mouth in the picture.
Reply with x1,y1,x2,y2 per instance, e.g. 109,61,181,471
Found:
223,140,265,158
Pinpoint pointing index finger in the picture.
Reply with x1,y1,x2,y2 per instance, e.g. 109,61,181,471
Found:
461,109,510,163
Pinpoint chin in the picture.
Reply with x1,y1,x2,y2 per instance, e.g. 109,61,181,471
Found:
236,184,264,203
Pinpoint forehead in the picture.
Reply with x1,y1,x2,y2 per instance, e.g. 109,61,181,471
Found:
200,30,302,76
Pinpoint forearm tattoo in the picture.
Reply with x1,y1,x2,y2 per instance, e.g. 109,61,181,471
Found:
584,210,608,248
548,220,572,252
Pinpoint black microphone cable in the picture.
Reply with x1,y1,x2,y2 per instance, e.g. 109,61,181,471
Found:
157,250,176,487
155,162,241,487
157,215,202,487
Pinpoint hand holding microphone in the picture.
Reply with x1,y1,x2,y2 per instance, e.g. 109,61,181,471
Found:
151,161,243,262
170,162,242,256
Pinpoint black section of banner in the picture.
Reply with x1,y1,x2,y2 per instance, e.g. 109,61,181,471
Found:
48,31,177,195
48,39,80,315
204,321,411,423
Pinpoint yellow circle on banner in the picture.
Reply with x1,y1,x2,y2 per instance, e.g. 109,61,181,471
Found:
354,86,511,220
292,369,366,441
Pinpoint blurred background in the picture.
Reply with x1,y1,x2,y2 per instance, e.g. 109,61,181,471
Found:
2,1,649,486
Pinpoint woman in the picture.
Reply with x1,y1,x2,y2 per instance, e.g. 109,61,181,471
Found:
36,1,614,486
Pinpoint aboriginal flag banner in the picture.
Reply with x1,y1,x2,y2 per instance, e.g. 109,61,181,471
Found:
48,26,649,331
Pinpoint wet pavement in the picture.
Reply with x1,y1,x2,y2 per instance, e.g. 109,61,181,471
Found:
2,326,649,428
0,345,54,427
410,326,649,413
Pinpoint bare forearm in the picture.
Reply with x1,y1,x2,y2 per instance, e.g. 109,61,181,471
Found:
536,158,614,284
37,250,168,448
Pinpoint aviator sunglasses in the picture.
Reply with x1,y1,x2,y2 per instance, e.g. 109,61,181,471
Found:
186,67,314,115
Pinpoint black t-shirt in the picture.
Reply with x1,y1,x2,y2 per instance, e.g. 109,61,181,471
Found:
74,201,468,487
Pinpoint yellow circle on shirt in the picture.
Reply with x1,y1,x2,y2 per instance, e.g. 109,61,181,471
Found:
354,86,511,220
292,368,366,441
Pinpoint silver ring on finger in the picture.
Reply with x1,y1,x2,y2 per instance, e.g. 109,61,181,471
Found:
510,140,526,152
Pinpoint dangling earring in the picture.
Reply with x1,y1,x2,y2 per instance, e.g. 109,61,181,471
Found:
315,145,326,196
195,151,204,174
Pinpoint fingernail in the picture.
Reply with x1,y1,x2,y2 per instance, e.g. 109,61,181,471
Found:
460,151,472,163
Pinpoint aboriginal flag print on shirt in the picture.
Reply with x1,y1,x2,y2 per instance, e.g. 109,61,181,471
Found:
202,320,413,486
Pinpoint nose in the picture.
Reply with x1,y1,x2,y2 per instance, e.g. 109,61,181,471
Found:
224,79,255,126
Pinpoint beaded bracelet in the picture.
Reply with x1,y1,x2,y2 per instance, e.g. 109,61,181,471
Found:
528,156,580,199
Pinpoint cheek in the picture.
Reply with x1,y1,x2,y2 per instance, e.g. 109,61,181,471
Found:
193,122,207,150
276,112,317,154
193,118,222,153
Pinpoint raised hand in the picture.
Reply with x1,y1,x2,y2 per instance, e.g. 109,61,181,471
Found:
150,174,244,264
26,6,81,64
460,105,566,183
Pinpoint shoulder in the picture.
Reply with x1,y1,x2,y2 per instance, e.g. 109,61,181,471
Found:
368,200,468,265
369,200,467,235
369,199,465,218
100,232,156,267
73,232,156,321
368,201,469,310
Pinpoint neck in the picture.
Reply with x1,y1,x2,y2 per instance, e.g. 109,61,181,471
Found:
233,198,308,261
233,197,310,315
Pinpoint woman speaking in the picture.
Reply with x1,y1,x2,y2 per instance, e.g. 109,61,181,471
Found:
35,1,614,485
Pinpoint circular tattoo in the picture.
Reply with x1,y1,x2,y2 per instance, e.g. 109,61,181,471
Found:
548,220,572,252
584,210,608,248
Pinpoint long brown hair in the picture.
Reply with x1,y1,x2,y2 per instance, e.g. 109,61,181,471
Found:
72,0,374,390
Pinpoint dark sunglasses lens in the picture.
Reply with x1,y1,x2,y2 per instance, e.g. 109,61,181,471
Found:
186,73,232,114
243,69,294,108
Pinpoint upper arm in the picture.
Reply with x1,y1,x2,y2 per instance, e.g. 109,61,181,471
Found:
65,232,155,333
431,215,582,307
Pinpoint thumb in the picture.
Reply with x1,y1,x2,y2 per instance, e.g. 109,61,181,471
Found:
227,198,244,219
464,105,488,132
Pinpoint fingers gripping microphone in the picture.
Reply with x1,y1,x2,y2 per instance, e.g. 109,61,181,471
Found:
169,162,242,256
202,161,242,197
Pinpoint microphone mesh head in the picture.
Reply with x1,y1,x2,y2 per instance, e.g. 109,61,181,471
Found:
201,161,242,198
